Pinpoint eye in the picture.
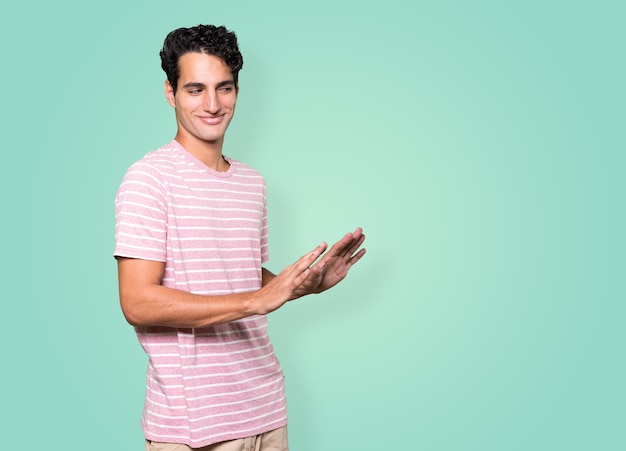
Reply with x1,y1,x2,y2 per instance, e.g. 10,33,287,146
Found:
188,89,202,95
218,86,234,93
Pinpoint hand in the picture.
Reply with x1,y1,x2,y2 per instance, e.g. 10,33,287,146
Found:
257,228,366,313
303,227,366,294
256,242,328,314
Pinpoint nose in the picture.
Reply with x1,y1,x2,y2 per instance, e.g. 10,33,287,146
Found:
203,91,221,114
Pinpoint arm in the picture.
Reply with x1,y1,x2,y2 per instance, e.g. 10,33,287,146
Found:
118,228,366,328
118,242,327,328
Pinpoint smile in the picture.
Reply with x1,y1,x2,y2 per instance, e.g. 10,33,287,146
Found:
198,115,225,125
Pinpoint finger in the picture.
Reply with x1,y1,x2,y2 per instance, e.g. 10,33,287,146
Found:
344,233,366,260
291,242,327,274
324,231,358,259
345,247,366,269
313,232,362,271
334,232,365,261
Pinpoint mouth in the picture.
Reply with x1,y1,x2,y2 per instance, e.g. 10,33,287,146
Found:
198,115,225,125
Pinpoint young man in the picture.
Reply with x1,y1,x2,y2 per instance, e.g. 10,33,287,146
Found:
114,25,365,450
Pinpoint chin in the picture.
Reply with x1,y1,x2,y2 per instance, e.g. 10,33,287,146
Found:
201,132,226,143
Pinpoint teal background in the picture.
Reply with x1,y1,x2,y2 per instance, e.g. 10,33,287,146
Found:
2,1,624,449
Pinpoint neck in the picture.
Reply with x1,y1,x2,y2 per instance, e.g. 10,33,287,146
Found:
175,134,230,172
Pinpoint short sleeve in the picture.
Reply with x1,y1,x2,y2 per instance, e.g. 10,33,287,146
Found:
114,161,168,262
260,181,269,264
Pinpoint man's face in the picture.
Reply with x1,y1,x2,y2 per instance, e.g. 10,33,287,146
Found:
165,52,238,149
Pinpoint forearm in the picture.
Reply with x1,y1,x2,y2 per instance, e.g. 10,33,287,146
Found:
118,257,271,328
120,282,262,328
123,267,278,328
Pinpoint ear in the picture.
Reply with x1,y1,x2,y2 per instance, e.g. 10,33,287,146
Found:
165,80,176,108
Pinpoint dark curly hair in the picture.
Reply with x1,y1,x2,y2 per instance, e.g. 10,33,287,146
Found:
160,24,244,94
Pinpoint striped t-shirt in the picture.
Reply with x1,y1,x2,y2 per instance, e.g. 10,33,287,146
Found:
114,140,287,447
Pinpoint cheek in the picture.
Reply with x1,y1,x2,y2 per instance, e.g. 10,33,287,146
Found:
177,98,201,114
226,95,238,110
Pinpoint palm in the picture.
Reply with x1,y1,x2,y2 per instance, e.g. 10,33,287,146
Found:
314,228,366,293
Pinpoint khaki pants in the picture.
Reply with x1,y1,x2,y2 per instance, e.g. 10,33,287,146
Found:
145,426,288,451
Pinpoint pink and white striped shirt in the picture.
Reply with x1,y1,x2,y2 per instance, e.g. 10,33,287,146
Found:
114,140,287,447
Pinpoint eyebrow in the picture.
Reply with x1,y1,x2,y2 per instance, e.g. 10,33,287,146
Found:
181,80,235,90
181,82,206,90
216,80,236,88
